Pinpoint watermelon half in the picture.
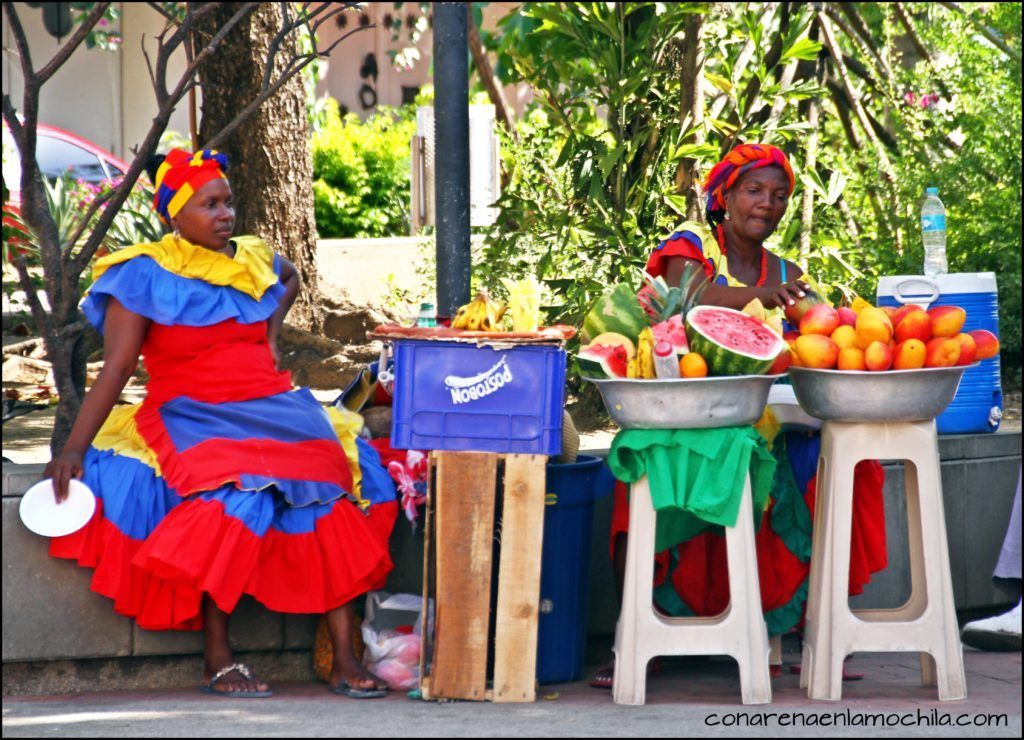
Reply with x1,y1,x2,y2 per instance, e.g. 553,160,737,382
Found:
581,283,649,345
578,343,630,378
685,305,786,376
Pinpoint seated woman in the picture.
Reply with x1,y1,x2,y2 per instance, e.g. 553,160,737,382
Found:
45,148,399,699
592,143,886,687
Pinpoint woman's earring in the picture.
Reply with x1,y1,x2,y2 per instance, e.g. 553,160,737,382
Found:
172,224,181,238
724,211,732,221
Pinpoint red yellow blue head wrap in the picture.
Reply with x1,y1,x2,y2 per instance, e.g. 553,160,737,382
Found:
703,143,795,227
153,148,230,225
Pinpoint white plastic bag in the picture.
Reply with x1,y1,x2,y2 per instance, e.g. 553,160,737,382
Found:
361,591,433,690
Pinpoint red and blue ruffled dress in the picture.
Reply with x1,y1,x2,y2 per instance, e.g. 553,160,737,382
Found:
610,222,888,635
49,234,398,631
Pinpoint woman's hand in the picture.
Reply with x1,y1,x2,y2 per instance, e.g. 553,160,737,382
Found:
44,450,85,504
759,280,812,310
268,336,281,371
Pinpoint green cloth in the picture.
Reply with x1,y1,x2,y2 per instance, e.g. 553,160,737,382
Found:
764,581,808,637
608,427,776,552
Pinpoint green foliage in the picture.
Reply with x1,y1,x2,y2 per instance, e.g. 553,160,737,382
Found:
479,3,709,337
821,2,1022,385
310,100,416,238
2,174,161,290
480,2,1021,386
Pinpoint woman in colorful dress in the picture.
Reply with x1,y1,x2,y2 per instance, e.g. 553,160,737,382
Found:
44,149,399,699
592,143,887,687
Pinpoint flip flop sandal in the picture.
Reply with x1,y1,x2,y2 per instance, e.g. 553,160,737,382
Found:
589,658,661,689
199,662,273,698
330,680,388,699
787,664,864,681
588,666,615,689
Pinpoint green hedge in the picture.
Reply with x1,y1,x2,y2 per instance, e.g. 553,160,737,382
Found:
311,100,415,238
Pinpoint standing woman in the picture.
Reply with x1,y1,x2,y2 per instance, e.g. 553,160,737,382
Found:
593,143,887,687
45,149,398,699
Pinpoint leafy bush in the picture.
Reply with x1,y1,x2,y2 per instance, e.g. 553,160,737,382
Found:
311,100,416,238
480,2,1021,387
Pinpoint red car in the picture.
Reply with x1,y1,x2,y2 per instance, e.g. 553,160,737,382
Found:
3,122,131,207
3,123,131,253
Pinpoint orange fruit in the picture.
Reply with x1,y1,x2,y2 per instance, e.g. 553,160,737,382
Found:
680,352,708,378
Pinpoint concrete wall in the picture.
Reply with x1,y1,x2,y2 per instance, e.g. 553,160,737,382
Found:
316,235,486,312
2,430,1019,665
316,2,532,119
119,3,191,159
3,3,123,157
2,3,192,162
2,2,530,164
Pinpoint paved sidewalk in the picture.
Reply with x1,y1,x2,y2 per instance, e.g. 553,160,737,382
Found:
3,649,1020,738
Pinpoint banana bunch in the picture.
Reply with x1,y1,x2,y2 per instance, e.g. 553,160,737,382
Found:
451,291,507,331
636,327,656,379
500,276,542,332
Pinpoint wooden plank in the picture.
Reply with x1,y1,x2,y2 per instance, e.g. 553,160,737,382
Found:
418,454,436,700
429,451,498,700
492,454,547,703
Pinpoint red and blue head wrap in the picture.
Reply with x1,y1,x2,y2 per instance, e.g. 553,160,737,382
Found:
703,143,795,227
153,148,230,225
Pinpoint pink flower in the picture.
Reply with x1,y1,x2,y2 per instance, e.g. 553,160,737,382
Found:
387,449,429,525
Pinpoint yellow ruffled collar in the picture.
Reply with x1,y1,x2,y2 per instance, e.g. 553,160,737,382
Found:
91,234,278,300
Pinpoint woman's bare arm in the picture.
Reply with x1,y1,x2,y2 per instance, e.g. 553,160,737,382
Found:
664,255,810,310
44,298,150,501
267,256,299,369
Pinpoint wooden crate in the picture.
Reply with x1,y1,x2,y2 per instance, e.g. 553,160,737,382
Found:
418,450,547,702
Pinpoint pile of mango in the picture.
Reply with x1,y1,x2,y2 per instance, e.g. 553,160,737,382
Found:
785,297,1000,371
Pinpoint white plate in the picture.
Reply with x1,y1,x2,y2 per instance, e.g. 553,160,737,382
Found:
19,478,97,537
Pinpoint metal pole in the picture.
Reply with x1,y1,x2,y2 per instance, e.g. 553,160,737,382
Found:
433,2,472,319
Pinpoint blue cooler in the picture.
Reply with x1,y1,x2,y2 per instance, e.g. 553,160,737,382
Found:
391,340,566,454
876,273,1002,434
536,456,616,684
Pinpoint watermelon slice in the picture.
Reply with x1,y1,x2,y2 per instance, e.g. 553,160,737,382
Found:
686,305,786,376
582,283,649,344
651,315,689,356
578,343,630,378
588,332,636,360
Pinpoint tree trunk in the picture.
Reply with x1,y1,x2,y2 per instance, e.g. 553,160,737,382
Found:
196,3,323,333
468,11,516,137
675,12,705,221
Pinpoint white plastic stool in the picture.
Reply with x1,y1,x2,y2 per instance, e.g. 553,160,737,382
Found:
613,475,772,705
800,420,967,701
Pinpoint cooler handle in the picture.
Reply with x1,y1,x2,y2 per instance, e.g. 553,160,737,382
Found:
893,277,940,310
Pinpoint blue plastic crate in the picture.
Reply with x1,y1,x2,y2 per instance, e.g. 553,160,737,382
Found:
391,340,566,454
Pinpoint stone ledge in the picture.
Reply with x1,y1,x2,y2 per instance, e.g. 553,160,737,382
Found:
1,650,317,696
3,429,1020,666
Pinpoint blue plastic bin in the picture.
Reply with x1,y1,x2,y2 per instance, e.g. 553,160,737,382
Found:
536,456,616,685
877,273,1002,434
391,340,566,454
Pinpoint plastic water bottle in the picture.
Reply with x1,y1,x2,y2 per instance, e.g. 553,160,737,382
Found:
921,187,948,277
653,341,681,379
416,302,436,328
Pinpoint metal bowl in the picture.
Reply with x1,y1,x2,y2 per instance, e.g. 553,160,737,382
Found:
767,384,822,431
788,364,974,423
585,375,782,429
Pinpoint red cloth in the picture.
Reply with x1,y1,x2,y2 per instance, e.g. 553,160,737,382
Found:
644,232,714,282
609,459,888,616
